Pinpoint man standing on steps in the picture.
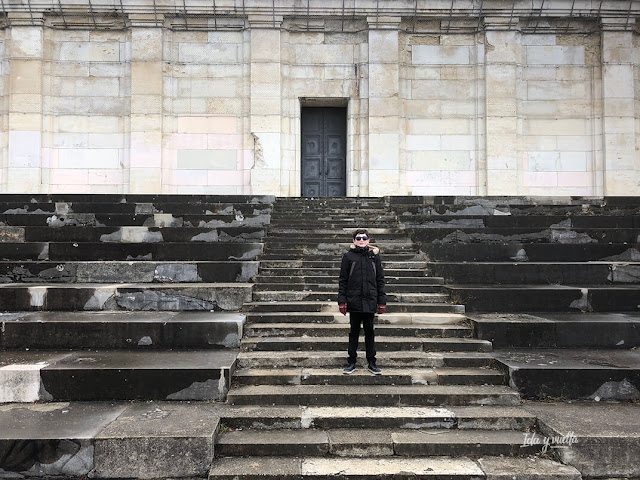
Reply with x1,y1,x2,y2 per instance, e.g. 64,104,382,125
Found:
338,228,387,375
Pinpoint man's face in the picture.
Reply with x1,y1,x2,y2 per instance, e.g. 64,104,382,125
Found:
353,233,370,248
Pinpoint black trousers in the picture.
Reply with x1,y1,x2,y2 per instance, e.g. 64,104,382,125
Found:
347,312,376,364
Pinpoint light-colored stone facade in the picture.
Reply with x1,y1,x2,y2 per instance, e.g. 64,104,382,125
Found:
1,1,639,196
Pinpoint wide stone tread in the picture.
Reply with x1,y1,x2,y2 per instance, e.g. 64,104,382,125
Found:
244,323,471,338
209,456,487,478
236,351,494,369
256,269,441,279
0,282,252,311
251,291,450,303
215,428,542,457
255,276,444,285
217,405,537,431
253,283,445,293
226,384,521,407
259,260,429,269
245,312,467,325
231,367,503,387
240,336,491,353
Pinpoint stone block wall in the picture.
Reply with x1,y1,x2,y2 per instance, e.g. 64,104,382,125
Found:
519,32,600,196
403,31,482,195
0,2,638,196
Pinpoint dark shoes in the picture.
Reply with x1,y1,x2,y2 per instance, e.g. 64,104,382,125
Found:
343,363,356,374
367,363,382,375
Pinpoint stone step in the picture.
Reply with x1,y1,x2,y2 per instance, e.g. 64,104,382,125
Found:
257,268,435,278
0,193,275,204
0,242,263,261
407,226,640,244
0,201,272,216
236,351,494,369
259,260,429,269
231,367,505,386
0,311,245,349
0,349,236,402
398,213,640,229
0,225,266,243
252,282,444,293
254,276,444,285
447,284,640,312
242,302,465,314
0,260,259,283
244,312,467,325
218,404,537,431
244,323,471,338
0,282,252,311
0,213,271,228
215,428,540,457
209,455,582,479
264,240,416,248
260,252,424,261
430,261,640,285
251,291,450,303
424,242,640,262
226,384,521,407
239,336,491,353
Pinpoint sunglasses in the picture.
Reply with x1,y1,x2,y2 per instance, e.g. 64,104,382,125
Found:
355,235,369,241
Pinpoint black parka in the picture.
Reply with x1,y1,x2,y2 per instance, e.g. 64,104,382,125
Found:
337,245,387,313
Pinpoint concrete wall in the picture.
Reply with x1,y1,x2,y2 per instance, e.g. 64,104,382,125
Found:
0,3,638,196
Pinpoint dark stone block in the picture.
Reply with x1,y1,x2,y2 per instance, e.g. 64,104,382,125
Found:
0,243,49,260
0,262,78,283
448,286,586,312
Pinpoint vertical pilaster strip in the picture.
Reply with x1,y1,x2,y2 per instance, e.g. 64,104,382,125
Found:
367,16,403,196
601,17,637,195
6,13,44,192
483,17,520,195
248,15,282,195
129,14,164,193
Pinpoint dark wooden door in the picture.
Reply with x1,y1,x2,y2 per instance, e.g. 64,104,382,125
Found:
301,107,346,197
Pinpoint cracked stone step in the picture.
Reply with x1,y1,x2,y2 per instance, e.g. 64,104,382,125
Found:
259,253,426,261
244,312,467,325
259,260,429,269
0,349,237,402
226,384,521,407
0,260,260,283
215,428,542,457
242,302,465,314
217,405,537,431
231,367,505,387
3,225,266,243
236,351,494,369
446,284,640,313
0,213,272,228
430,261,640,285
239,336,491,353
251,291,450,303
0,311,245,349
0,283,252,311
244,323,471,338
253,283,445,293
255,276,444,285
0,242,263,261
207,456,492,479
256,269,440,279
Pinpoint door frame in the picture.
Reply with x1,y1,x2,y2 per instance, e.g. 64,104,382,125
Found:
298,97,353,197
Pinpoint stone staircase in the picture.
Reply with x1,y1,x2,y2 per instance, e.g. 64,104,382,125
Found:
210,197,580,479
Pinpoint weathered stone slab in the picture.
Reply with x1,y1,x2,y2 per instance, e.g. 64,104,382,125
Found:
494,348,640,400
0,402,126,477
478,456,582,479
523,401,640,479
93,402,219,479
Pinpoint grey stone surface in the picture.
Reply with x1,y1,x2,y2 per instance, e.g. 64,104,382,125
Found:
478,456,582,479
327,429,394,456
94,402,219,479
0,403,126,477
218,429,329,456
523,401,640,478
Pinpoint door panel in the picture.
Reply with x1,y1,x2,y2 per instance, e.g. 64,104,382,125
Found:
301,107,346,197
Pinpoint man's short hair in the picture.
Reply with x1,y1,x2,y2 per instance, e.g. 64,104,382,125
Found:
353,228,368,240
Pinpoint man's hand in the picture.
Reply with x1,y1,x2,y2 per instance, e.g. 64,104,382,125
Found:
377,304,386,314
339,303,347,315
